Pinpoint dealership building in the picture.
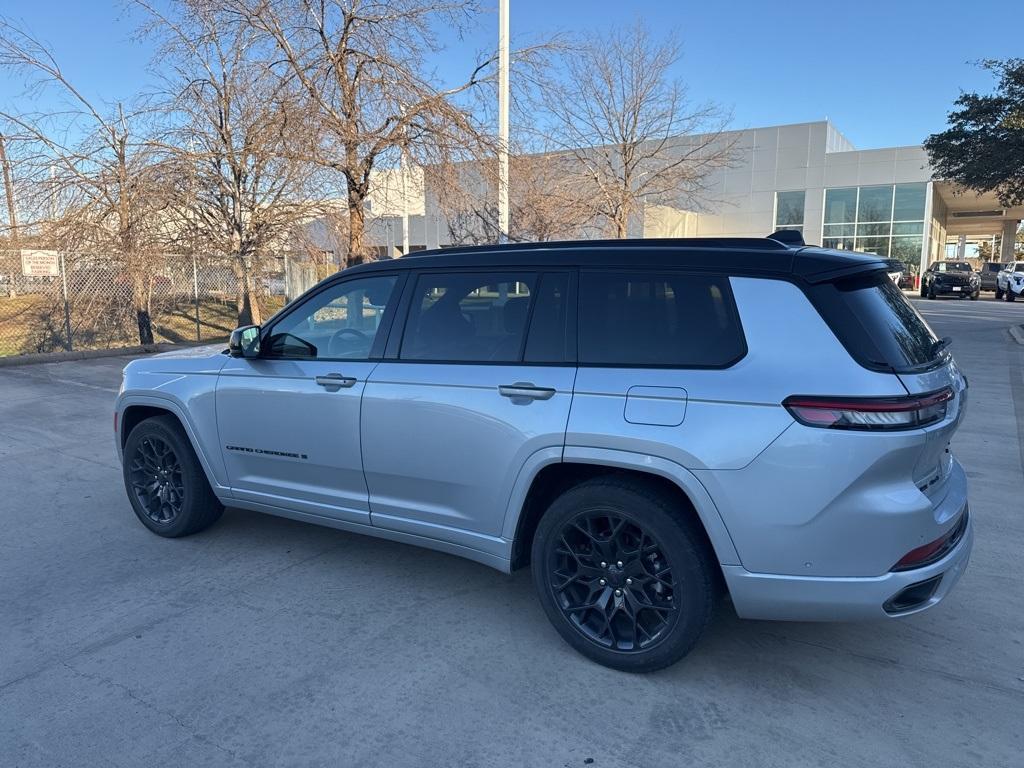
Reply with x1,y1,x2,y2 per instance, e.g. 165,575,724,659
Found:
359,120,1024,272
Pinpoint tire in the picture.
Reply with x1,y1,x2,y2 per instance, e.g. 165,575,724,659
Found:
927,285,936,299
1007,288,1016,302
970,290,980,300
122,415,223,537
530,476,715,673
919,283,927,298
995,286,1004,300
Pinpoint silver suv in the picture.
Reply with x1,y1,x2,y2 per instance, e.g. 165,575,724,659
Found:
115,235,972,671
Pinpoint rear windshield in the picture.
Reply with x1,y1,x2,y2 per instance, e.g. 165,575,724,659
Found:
810,270,943,373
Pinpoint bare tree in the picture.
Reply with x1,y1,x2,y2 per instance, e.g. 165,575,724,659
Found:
430,147,595,244
539,22,734,238
138,0,325,326
221,0,500,264
0,18,169,344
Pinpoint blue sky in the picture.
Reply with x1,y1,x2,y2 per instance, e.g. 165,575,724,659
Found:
2,0,1021,148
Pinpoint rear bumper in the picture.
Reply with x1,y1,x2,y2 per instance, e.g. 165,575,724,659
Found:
723,510,972,621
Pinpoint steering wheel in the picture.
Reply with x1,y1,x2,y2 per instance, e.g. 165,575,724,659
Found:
328,327,369,356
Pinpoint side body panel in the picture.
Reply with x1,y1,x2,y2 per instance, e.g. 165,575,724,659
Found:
361,362,576,551
215,357,377,525
116,346,231,493
566,277,907,473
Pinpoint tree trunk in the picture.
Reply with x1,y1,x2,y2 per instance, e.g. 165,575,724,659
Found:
347,185,367,266
132,272,154,345
235,256,262,327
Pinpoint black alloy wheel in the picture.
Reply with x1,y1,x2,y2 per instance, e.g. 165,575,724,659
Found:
128,436,185,525
122,415,223,537
531,477,715,672
549,511,678,653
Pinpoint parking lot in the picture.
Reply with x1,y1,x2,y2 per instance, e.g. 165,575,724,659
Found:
1,295,1022,768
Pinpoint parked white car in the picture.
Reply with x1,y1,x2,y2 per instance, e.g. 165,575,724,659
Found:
995,262,1024,301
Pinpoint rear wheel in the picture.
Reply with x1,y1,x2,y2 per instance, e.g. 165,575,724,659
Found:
123,415,223,537
531,476,715,672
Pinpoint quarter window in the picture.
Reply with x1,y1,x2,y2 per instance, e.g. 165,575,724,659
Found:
578,272,745,367
400,272,536,362
263,274,398,359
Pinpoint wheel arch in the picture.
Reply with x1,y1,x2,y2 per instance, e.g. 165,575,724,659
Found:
117,395,229,496
507,447,740,572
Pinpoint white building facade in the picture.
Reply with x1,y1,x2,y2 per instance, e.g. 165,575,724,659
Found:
360,120,1023,271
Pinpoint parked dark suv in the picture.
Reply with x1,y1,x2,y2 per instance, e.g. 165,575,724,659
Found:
979,261,1003,292
921,261,980,300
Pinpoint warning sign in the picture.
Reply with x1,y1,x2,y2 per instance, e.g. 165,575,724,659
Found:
21,250,60,277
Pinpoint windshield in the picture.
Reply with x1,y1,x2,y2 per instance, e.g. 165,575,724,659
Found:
934,262,972,273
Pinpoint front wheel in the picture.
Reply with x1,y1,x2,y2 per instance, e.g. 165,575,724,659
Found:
1007,288,1016,302
995,286,1004,300
531,476,716,672
123,415,223,537
970,290,980,300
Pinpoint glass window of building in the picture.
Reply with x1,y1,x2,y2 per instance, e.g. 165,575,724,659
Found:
821,183,926,267
824,187,858,225
774,191,805,232
856,186,894,222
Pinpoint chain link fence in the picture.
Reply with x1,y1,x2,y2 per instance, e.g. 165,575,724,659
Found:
0,250,320,358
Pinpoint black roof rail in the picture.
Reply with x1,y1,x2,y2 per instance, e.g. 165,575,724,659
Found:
767,229,805,247
403,236,794,258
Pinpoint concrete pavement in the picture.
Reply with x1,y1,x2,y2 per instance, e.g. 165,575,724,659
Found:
1,296,1022,767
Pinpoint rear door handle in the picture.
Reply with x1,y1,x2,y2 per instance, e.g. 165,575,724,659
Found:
315,373,357,389
498,382,556,401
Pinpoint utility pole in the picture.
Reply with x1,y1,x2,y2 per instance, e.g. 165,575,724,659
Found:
497,0,509,244
400,141,410,256
0,133,19,296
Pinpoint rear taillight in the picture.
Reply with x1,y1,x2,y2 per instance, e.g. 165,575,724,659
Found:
783,388,953,431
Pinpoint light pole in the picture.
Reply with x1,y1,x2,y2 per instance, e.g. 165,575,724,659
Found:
497,0,509,244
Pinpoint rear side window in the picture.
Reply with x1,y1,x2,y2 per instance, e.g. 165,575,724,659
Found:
811,271,941,372
400,272,536,362
524,272,572,363
578,271,745,367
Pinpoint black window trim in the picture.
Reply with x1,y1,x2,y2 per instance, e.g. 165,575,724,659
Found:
575,267,749,371
257,271,407,363
383,266,578,366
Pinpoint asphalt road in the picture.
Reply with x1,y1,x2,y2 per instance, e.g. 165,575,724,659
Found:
1,295,1022,768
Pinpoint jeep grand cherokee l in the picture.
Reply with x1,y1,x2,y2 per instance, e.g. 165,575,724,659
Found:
115,234,972,672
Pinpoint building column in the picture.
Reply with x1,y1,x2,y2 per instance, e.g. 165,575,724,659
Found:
956,234,967,260
1001,219,1019,262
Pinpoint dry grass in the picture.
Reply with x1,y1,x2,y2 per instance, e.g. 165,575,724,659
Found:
0,293,286,357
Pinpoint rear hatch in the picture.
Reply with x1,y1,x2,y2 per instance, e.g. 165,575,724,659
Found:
808,269,967,501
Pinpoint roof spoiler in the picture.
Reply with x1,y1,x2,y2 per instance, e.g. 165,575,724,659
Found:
768,229,805,247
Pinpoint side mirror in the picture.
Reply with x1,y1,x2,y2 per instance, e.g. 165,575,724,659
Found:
229,325,261,358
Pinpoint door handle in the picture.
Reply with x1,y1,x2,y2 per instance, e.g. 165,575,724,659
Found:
498,382,556,401
315,373,357,389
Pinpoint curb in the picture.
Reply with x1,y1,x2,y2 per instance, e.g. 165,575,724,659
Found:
1010,325,1024,347
0,339,226,369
